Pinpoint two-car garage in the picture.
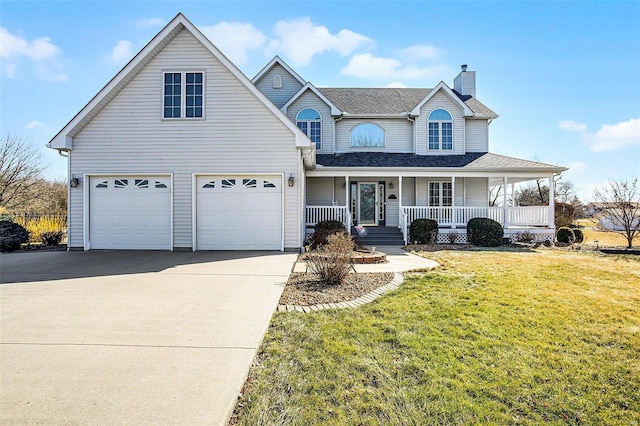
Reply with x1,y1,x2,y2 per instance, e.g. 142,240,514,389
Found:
87,174,283,251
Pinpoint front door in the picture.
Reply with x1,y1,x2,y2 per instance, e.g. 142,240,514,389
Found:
358,182,378,225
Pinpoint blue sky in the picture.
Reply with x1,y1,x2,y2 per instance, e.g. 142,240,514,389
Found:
1,1,639,201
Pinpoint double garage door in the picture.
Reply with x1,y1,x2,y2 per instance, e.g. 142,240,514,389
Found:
88,175,282,250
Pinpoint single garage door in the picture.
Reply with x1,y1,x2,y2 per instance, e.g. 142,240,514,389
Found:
89,176,171,249
196,175,282,250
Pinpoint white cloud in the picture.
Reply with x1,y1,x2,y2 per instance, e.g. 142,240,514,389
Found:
585,118,640,152
341,53,450,80
385,81,408,88
268,17,371,66
25,120,46,129
0,26,67,81
397,44,441,61
136,18,165,29
568,161,586,172
109,40,134,64
559,120,587,132
200,21,265,64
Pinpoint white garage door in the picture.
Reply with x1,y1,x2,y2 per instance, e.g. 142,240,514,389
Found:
89,176,171,249
196,175,282,250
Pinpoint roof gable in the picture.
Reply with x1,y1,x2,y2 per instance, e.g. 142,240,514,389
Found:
251,55,306,86
48,14,312,150
282,83,341,116
410,81,473,116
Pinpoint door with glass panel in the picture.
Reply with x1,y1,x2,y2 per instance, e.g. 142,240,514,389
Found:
358,182,378,225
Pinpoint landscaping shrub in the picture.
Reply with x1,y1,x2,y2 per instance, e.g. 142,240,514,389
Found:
446,231,458,244
14,215,67,244
409,219,438,244
41,230,65,246
467,217,504,247
556,227,576,244
0,220,30,252
572,228,584,243
307,220,346,249
515,231,535,244
306,232,354,286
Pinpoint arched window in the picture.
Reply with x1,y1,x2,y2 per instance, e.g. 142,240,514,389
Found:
428,109,453,150
351,123,385,147
296,108,321,149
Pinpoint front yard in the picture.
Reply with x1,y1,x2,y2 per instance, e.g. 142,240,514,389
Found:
232,249,639,425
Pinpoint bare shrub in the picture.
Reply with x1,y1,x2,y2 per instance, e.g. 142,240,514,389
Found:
306,233,354,286
446,231,458,244
515,231,535,244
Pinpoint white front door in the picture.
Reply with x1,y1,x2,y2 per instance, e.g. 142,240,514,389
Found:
357,182,378,225
89,176,172,250
195,175,282,250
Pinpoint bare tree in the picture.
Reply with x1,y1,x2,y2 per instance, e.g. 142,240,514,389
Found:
0,134,46,212
593,178,640,248
489,185,503,206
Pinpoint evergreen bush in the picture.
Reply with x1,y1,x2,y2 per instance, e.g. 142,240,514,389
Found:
409,219,439,244
467,218,504,247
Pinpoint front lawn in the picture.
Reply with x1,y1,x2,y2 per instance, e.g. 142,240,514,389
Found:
232,249,639,425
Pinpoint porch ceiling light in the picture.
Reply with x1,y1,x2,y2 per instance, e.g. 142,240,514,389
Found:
70,174,79,188
288,174,295,187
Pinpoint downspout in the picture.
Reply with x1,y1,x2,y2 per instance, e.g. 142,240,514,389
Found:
406,114,416,154
333,115,343,154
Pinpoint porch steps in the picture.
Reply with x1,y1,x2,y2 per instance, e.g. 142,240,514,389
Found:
353,226,405,247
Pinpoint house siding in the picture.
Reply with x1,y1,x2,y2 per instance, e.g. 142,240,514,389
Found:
306,177,334,205
69,29,302,250
335,118,413,153
286,90,334,153
465,119,488,152
415,177,478,206
416,91,465,155
255,63,303,108
465,178,489,206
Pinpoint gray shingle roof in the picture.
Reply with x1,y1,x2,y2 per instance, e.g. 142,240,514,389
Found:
316,87,497,118
316,152,566,172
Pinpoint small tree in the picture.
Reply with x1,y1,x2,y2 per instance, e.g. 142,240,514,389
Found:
0,134,46,212
593,179,640,248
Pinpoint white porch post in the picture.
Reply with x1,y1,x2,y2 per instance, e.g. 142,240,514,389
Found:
398,175,403,207
548,175,555,229
503,176,509,228
451,176,456,228
345,176,350,225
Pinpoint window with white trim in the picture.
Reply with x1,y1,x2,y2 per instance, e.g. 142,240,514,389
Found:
428,109,453,150
428,181,452,206
163,71,203,119
296,108,321,149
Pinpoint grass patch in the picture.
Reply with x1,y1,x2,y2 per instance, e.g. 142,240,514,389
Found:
575,218,631,247
233,250,640,425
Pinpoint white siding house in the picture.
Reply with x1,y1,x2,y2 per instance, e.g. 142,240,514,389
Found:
49,13,567,250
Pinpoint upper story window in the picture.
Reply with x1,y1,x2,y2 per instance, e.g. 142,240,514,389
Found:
163,71,203,119
296,108,321,150
428,109,453,150
351,123,385,147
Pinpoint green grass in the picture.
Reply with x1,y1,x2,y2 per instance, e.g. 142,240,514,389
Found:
233,250,640,425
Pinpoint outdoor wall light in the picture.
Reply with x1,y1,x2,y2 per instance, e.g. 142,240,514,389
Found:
388,182,394,189
288,174,295,187
70,174,79,188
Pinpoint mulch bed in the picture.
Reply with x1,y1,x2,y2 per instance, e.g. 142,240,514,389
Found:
280,272,394,306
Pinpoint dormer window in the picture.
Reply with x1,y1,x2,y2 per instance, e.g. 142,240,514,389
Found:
351,123,385,147
163,71,204,119
428,109,453,150
296,108,321,149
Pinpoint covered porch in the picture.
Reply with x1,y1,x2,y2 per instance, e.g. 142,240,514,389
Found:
305,172,558,244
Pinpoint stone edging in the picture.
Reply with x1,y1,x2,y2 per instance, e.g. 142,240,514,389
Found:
276,272,404,313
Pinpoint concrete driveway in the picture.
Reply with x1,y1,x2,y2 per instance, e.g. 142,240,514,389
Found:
0,250,297,425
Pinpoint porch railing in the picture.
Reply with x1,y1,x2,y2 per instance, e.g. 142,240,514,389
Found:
305,206,351,233
400,206,550,242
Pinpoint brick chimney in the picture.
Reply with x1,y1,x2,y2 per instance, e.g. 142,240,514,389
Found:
453,64,476,97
